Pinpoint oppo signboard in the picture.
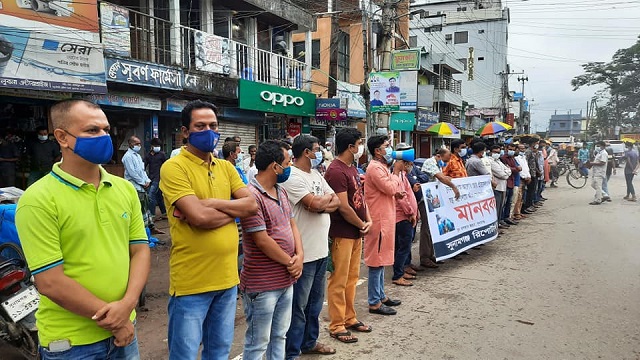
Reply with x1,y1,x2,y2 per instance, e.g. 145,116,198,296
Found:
239,79,316,117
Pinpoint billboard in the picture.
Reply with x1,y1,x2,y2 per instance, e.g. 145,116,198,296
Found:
194,30,230,75
0,0,106,93
369,71,417,112
100,2,130,57
391,49,420,71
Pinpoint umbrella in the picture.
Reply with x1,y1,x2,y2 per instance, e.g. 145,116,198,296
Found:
476,121,513,136
621,138,636,144
426,122,460,136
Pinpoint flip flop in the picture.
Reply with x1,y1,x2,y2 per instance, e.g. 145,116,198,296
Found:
330,331,358,343
346,321,373,333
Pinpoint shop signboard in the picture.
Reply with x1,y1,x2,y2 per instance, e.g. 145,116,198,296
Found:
105,57,183,90
416,110,439,131
184,73,237,99
239,79,315,117
165,98,189,112
316,98,347,121
391,49,421,71
337,80,366,118
389,112,416,131
369,71,417,112
100,3,130,57
194,30,230,75
0,0,106,93
86,92,161,110
287,120,301,137
0,88,72,100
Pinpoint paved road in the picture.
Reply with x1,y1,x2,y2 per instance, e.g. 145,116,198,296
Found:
3,173,640,359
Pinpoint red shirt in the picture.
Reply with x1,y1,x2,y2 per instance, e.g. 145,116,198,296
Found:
240,178,296,293
324,159,366,239
443,153,468,178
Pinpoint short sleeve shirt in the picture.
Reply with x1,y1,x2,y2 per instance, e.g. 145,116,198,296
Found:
443,153,468,178
15,163,147,347
324,159,366,239
240,179,296,293
466,155,490,176
281,166,333,263
592,149,609,177
160,149,246,296
421,157,441,181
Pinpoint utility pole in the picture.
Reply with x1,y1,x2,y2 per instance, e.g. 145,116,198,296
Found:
498,70,524,129
362,0,371,138
517,75,528,133
376,0,396,133
327,0,339,98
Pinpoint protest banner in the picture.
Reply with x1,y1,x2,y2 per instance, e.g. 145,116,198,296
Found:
421,175,498,260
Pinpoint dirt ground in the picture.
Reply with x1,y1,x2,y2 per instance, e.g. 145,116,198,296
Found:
3,173,640,359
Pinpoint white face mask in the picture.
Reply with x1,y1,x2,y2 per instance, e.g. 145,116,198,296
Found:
235,153,244,166
132,145,141,152
353,144,365,159
491,153,501,160
152,146,161,153
38,135,48,141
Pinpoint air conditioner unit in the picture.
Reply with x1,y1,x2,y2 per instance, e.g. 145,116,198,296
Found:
445,34,452,41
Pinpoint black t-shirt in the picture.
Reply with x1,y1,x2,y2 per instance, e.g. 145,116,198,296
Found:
324,159,366,239
31,140,60,172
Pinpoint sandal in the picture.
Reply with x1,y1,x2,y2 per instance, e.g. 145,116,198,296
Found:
404,267,417,276
402,273,417,280
330,331,358,343
346,321,373,333
302,342,337,355
393,278,413,286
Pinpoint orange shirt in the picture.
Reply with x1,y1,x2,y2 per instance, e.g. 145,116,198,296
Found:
443,153,468,178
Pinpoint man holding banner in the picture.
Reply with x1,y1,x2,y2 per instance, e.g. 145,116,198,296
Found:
364,135,403,316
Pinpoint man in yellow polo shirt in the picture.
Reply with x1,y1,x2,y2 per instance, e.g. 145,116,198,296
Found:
15,99,150,359
160,99,257,360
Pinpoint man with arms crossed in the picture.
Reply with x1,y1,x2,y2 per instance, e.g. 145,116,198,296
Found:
16,99,150,359
160,100,258,359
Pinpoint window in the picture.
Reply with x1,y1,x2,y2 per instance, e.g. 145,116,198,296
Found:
445,34,453,41
478,56,485,61
478,29,485,34
457,6,467,11
293,41,305,62
337,31,350,82
292,41,321,68
559,123,566,128
409,36,418,48
458,58,468,71
454,31,468,44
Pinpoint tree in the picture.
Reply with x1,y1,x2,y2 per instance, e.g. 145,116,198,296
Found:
572,36,640,131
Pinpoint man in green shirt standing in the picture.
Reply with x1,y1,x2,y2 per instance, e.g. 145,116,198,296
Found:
15,99,150,359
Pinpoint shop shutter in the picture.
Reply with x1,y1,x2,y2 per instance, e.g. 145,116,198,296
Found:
217,121,258,152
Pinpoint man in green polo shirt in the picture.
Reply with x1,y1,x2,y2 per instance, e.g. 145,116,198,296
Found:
15,99,150,359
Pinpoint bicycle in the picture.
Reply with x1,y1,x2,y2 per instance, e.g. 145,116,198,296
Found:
566,160,588,189
557,157,572,176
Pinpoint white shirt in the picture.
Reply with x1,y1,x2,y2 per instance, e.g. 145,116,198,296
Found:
516,153,531,180
490,157,512,192
592,149,608,177
281,166,334,263
246,166,258,185
242,156,256,174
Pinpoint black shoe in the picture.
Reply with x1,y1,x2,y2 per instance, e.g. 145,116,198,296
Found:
602,196,612,202
540,196,548,200
499,220,511,228
505,219,518,226
522,209,534,214
382,298,402,307
589,201,602,205
369,304,397,315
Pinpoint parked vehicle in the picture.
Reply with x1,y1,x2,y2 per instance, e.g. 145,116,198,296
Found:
607,140,625,167
0,242,38,359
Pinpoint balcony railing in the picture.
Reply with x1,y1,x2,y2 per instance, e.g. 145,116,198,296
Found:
101,5,308,90
179,26,306,90
436,75,462,95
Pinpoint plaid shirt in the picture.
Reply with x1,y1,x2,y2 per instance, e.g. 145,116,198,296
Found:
443,153,468,178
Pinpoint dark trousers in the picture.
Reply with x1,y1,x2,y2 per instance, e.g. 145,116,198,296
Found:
625,172,636,197
524,177,538,209
417,201,436,264
393,220,414,280
493,190,505,222
502,187,514,220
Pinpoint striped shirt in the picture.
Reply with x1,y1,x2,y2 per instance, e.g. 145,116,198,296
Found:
240,178,296,293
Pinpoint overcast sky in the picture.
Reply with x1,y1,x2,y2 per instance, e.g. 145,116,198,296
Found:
506,0,639,133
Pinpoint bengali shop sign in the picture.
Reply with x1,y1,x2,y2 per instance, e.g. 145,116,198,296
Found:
105,57,183,90
421,175,498,261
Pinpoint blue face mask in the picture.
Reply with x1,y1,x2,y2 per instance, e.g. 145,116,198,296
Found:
277,165,291,183
67,132,114,164
459,148,468,157
189,129,220,153
384,147,393,164
310,151,323,168
438,160,446,168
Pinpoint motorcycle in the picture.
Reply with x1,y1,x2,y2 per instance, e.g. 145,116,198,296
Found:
0,243,39,359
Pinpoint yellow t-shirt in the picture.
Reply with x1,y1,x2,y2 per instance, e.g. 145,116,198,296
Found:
160,148,245,296
15,163,147,347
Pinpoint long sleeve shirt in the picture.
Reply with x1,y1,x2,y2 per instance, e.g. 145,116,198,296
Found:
516,153,531,180
443,153,468,178
407,165,430,203
500,155,521,189
396,172,418,223
490,158,512,192
122,148,150,192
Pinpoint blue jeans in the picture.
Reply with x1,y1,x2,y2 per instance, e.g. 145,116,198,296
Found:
285,258,327,359
536,179,545,201
39,335,139,360
243,286,293,360
167,287,237,360
367,266,386,306
393,220,413,280
147,181,166,216
602,177,610,197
